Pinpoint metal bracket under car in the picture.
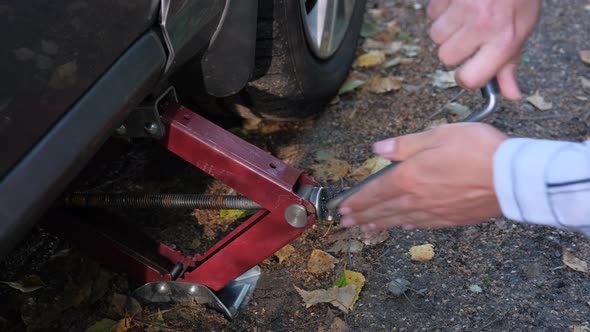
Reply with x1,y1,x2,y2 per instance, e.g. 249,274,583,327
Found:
113,86,177,139
44,100,321,319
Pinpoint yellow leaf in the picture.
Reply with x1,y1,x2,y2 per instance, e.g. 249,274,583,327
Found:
409,244,435,262
333,270,366,309
349,156,391,182
307,249,337,274
354,50,385,68
274,244,295,264
367,76,403,94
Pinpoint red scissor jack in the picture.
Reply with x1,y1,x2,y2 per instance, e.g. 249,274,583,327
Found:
45,102,323,318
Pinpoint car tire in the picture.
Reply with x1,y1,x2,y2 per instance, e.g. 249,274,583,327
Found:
246,0,366,120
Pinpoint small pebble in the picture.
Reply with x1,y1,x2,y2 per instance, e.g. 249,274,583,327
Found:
387,278,411,296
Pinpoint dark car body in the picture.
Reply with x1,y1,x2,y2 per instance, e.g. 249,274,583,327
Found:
0,0,259,257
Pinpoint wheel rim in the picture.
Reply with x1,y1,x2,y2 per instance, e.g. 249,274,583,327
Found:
300,0,357,59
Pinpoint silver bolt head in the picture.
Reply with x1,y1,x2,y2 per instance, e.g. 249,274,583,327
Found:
144,122,159,135
284,204,308,228
115,124,127,135
157,283,169,294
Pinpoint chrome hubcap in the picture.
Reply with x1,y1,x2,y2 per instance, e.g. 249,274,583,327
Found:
300,0,357,59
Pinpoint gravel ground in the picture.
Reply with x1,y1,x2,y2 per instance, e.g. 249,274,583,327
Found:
0,0,589,331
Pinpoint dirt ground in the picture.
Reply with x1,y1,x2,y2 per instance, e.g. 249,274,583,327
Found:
1,0,589,331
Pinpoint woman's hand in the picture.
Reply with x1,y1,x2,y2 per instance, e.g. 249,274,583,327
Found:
427,0,542,100
338,123,508,231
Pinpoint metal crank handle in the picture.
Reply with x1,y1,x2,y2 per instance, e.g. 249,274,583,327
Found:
463,78,500,123
325,161,400,213
325,78,500,215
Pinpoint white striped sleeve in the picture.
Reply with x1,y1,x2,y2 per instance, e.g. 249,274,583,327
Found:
493,137,590,235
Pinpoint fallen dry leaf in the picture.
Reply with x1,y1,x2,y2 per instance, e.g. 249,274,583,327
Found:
115,317,131,332
354,50,385,68
563,248,589,273
307,249,337,274
276,144,306,165
362,38,386,51
310,158,351,182
338,79,365,95
426,118,449,129
193,209,240,230
362,40,403,55
327,238,363,254
349,156,392,182
242,116,261,131
367,7,393,22
360,20,382,38
384,56,402,68
333,270,366,309
326,229,363,254
444,102,471,119
0,274,45,293
274,244,295,264
401,45,421,57
526,91,553,111
219,209,248,218
580,50,590,64
188,238,202,250
294,284,357,313
432,70,457,90
259,122,283,134
399,58,414,65
573,325,590,332
363,39,404,55
359,230,390,246
386,41,404,55
367,76,403,94
373,20,401,42
324,317,348,332
409,244,435,261
580,77,590,89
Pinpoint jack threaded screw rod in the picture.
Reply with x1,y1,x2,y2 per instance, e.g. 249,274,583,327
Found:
65,193,262,210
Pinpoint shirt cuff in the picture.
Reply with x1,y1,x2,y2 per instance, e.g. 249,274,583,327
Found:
493,138,570,227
